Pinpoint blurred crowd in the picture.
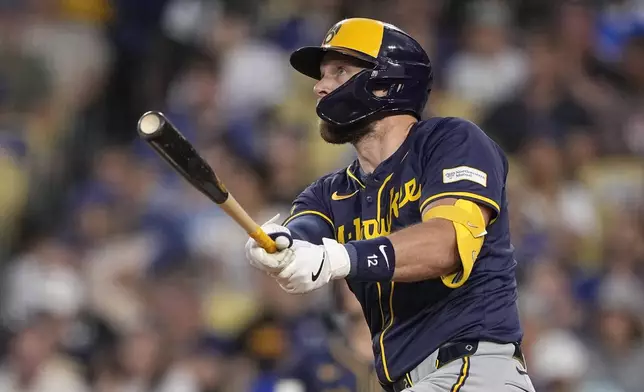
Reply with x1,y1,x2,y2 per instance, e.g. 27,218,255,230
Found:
1,0,644,391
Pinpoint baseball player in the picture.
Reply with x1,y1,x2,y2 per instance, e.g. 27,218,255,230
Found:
245,18,536,392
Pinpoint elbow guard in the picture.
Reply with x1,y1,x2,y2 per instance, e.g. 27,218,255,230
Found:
422,199,487,288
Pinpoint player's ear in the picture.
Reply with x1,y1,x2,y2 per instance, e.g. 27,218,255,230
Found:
372,89,388,97
369,81,390,98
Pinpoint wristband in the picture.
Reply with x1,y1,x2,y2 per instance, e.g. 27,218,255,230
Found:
344,237,396,281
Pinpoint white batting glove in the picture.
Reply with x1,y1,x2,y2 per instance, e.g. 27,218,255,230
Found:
272,238,351,294
245,214,294,273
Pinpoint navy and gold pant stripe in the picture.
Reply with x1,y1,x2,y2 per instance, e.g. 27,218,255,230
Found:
450,357,470,392
405,373,414,388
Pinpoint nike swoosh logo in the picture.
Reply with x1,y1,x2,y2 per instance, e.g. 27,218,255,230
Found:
378,245,390,270
516,366,529,376
311,252,326,282
467,222,478,228
331,190,359,201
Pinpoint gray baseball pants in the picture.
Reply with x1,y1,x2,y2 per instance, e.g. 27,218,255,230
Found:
393,342,537,392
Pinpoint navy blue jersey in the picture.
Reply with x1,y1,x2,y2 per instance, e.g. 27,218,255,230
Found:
283,117,521,385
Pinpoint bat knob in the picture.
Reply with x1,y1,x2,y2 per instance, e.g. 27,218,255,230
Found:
250,229,293,254
269,232,294,250
138,111,164,136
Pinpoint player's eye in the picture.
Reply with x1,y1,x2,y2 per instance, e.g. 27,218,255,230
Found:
337,66,347,76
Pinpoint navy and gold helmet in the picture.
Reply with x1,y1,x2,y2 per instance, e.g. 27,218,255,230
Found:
290,18,433,127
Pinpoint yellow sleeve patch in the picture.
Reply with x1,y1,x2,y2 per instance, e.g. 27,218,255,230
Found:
422,200,486,288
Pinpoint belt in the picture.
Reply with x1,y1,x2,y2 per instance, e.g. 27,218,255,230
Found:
386,341,525,392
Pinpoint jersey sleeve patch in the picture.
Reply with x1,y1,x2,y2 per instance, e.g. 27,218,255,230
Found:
442,166,487,187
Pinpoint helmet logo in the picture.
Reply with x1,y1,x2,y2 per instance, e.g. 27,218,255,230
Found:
323,23,342,45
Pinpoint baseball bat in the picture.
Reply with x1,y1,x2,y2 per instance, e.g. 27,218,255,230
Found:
137,111,279,253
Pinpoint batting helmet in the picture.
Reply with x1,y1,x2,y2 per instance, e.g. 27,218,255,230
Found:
290,18,433,127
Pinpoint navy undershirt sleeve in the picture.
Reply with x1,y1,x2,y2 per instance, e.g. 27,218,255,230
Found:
285,214,334,245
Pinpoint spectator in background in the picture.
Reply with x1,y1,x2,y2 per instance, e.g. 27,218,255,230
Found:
482,31,594,153
0,2,51,119
557,1,599,76
620,34,644,154
147,0,222,112
63,145,187,336
0,314,89,392
281,282,381,392
1,233,118,384
93,323,232,392
0,140,28,258
445,0,527,112
504,163,549,277
235,272,331,392
1,236,84,330
164,50,221,146
0,1,53,179
80,194,158,335
378,0,445,59
5,0,111,191
207,1,289,122
519,260,582,334
556,1,632,154
263,0,345,52
596,0,644,63
20,0,111,118
583,276,644,392
102,0,172,144
142,266,235,392
512,137,602,268
260,111,310,206
601,210,644,286
531,328,590,392
93,326,164,392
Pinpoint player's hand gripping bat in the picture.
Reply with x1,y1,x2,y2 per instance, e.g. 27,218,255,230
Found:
137,111,283,253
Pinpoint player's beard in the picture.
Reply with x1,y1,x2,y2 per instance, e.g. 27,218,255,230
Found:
318,119,375,145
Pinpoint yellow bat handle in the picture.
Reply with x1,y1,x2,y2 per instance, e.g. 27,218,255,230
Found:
249,227,278,254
